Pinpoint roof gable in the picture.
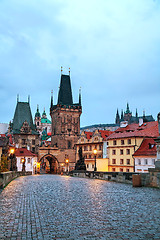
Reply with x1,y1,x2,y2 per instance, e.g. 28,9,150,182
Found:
133,138,157,156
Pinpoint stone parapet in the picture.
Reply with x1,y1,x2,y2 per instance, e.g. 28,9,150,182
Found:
0,171,32,189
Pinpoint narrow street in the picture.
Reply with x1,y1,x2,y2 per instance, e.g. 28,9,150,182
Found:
0,175,160,239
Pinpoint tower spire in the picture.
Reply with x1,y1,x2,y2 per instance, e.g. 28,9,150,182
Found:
79,87,81,106
121,109,124,120
136,108,138,118
69,67,70,76
115,109,120,124
61,66,63,75
28,95,30,104
17,94,19,102
50,90,53,108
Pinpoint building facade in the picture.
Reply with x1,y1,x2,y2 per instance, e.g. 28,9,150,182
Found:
133,138,157,172
15,148,38,174
76,129,113,171
38,72,82,173
107,120,158,172
9,97,39,153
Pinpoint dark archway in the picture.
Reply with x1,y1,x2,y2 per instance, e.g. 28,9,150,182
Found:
39,154,60,174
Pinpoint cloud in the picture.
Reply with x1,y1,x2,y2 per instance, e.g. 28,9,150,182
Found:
0,0,160,126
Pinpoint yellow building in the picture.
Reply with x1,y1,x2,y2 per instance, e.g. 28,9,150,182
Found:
76,129,112,172
107,120,158,172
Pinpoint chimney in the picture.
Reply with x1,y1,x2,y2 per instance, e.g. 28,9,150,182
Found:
139,118,143,127
120,121,128,128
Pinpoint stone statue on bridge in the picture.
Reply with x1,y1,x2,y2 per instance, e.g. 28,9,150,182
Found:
75,147,86,170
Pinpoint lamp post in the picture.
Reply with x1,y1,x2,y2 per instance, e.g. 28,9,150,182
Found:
9,148,15,171
93,149,97,171
65,158,69,173
22,157,26,172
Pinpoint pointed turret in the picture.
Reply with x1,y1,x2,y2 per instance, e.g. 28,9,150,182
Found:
115,109,120,124
121,109,124,120
35,105,41,118
50,90,53,108
79,87,81,106
136,108,138,118
57,74,73,105
42,108,47,119
125,102,131,114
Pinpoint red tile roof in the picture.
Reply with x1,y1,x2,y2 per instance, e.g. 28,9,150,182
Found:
84,130,113,140
99,130,114,140
85,131,93,140
15,148,37,157
107,121,159,140
133,138,157,156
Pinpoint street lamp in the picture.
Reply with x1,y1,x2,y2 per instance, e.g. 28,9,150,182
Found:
9,148,15,171
65,158,69,173
93,149,97,171
22,157,26,172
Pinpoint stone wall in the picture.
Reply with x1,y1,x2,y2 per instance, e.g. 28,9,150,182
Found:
70,170,137,184
0,171,32,189
69,170,160,188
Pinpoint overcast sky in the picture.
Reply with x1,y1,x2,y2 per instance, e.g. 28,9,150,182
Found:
0,0,160,127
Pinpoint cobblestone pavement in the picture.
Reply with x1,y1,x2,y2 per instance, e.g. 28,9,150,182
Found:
0,175,160,240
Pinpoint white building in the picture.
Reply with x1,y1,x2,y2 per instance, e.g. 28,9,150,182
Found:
133,138,157,173
15,148,38,174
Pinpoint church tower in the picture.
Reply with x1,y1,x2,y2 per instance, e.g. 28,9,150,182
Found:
50,72,82,162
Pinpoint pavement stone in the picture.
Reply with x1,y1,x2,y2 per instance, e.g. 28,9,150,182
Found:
0,175,160,239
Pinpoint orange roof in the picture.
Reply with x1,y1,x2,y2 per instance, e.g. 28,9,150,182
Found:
15,148,37,157
107,121,159,140
133,138,157,156
99,130,114,140
84,130,113,140
85,131,93,140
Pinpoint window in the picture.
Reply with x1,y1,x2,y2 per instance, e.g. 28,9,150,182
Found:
120,168,123,172
37,122,39,126
86,164,89,168
95,145,97,149
145,159,148,165
89,155,91,158
127,159,130,165
152,159,155,165
68,141,72,149
112,168,115,172
120,149,123,155
112,150,116,155
126,169,130,172
84,146,88,151
32,147,35,153
138,159,141,165
98,154,102,158
32,140,35,145
120,159,124,164
89,145,92,151
121,140,124,145
113,140,117,145
99,145,102,150
126,149,130,155
128,139,131,144
112,159,116,164
22,139,26,145
27,158,31,163
92,164,94,169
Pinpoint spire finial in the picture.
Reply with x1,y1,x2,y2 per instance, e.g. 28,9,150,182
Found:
17,94,19,103
61,66,63,75
50,90,53,108
136,108,138,118
79,87,81,105
28,95,30,104
69,67,70,76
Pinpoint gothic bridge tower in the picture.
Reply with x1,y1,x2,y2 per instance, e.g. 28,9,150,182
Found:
50,73,82,151
35,70,82,173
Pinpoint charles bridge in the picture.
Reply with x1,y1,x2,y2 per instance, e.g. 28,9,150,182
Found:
0,174,160,240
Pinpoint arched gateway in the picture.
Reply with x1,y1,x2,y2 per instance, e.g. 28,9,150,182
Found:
39,154,59,174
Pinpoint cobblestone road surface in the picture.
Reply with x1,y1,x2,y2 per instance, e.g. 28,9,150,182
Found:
0,175,160,240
